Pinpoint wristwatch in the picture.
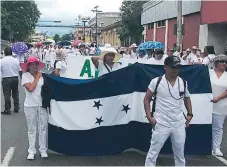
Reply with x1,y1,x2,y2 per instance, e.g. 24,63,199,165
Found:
187,113,193,117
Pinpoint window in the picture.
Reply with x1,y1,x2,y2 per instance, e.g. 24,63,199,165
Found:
148,23,154,30
157,20,165,28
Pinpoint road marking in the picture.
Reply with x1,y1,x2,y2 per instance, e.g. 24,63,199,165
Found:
213,155,227,166
1,147,16,166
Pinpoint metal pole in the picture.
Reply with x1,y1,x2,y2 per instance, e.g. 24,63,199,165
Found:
95,11,98,43
176,0,182,48
91,6,102,44
83,21,86,40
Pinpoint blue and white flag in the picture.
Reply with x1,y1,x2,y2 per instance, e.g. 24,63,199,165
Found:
43,63,213,156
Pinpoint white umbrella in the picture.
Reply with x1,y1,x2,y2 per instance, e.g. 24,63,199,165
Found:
45,39,55,44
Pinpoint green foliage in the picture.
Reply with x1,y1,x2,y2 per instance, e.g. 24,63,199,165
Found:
61,34,73,41
1,1,40,41
118,0,146,44
53,34,61,42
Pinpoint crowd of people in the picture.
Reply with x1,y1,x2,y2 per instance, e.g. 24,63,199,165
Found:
1,41,227,166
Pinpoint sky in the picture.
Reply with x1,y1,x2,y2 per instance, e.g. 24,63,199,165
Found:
36,0,123,23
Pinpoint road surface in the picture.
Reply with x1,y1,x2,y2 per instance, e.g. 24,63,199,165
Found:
1,78,227,166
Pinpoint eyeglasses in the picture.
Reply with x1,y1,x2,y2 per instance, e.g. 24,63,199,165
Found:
218,60,227,64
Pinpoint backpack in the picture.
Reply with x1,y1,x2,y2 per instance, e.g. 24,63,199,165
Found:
151,76,186,117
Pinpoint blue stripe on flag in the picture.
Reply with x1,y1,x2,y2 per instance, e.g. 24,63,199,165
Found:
43,63,212,101
48,122,212,156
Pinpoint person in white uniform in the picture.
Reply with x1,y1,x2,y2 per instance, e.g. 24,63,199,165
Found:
209,54,227,157
20,56,48,160
89,43,96,56
91,46,122,77
1,47,21,114
129,43,138,59
30,45,38,56
188,46,203,65
182,48,191,65
49,45,56,70
173,45,181,57
144,56,193,167
148,49,166,65
43,45,51,69
137,50,148,60
52,49,67,77
202,46,216,65
35,45,44,62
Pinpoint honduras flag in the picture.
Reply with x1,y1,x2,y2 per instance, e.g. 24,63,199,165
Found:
42,63,212,156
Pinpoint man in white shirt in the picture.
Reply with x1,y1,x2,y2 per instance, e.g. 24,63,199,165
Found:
173,45,181,57
130,43,138,59
137,50,148,60
144,56,193,166
188,46,197,64
202,46,216,65
148,49,166,65
30,45,38,56
182,48,191,65
89,43,96,55
1,47,21,115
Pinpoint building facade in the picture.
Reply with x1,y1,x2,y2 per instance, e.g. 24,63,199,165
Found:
88,12,121,44
141,0,227,54
74,27,90,42
100,20,121,46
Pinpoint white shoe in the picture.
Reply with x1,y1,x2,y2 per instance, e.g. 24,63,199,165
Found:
213,148,224,157
27,153,35,160
40,152,48,158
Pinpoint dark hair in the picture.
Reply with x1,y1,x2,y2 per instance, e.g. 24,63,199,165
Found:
155,49,164,55
139,50,145,55
4,47,12,56
90,43,94,47
120,51,124,54
205,46,215,54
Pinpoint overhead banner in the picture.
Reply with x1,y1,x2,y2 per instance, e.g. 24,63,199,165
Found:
43,63,212,156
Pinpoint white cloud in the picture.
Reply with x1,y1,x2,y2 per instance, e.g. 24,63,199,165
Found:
35,0,123,22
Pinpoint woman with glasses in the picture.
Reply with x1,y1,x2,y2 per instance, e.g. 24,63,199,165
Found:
209,54,227,157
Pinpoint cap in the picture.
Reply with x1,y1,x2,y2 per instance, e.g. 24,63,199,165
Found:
186,48,191,52
164,56,181,67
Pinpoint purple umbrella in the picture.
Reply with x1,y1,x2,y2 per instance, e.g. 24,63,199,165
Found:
12,42,28,55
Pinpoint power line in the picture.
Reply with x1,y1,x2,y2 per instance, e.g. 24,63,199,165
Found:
142,0,164,13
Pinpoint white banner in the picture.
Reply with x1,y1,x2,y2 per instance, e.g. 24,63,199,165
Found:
62,55,162,79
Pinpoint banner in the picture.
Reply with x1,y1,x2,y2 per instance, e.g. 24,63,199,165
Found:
62,55,160,79
43,63,212,156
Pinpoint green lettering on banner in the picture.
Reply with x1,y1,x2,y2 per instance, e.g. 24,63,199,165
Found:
95,70,99,78
80,59,92,78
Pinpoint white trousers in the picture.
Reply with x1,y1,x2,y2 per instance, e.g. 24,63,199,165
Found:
24,107,48,154
145,123,186,167
212,113,227,150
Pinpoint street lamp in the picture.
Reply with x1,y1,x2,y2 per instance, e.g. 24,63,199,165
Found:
91,5,102,43
82,20,88,41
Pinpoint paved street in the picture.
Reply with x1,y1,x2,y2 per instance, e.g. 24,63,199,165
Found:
1,80,227,166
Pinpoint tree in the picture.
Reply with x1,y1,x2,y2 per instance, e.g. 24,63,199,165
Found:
119,0,147,45
1,1,41,41
61,34,73,41
53,34,61,42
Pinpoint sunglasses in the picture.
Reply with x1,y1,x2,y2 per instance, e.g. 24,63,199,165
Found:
218,60,227,64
